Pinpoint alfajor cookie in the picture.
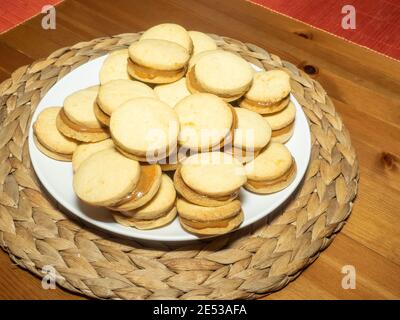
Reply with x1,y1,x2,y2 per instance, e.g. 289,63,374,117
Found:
72,139,114,172
225,107,271,163
188,31,217,56
154,78,191,108
57,86,109,142
239,70,291,114
96,79,156,126
110,97,179,162
244,142,297,194
186,50,253,102
140,23,193,53
177,198,243,235
263,101,296,143
33,107,78,161
99,49,131,85
113,174,177,230
107,164,162,212
128,39,190,84
73,148,140,206
175,93,235,151
174,152,246,207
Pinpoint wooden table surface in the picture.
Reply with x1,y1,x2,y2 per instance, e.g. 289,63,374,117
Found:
0,0,399,300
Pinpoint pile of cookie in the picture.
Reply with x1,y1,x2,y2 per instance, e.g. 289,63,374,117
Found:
33,23,297,236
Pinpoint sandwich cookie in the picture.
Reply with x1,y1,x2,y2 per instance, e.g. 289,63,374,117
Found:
174,152,247,207
110,97,179,162
73,148,140,206
33,107,78,161
154,78,191,108
239,70,291,114
128,39,190,84
140,23,193,53
113,174,177,230
175,93,236,152
107,163,162,212
225,108,271,163
188,31,217,56
96,79,156,126
244,142,297,194
72,139,114,172
57,86,109,142
177,198,243,236
186,50,253,102
99,49,131,85
263,101,296,143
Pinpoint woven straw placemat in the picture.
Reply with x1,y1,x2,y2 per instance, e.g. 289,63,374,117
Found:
0,33,358,300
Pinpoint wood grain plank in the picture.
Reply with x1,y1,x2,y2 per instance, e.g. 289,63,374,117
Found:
0,41,33,74
267,233,400,299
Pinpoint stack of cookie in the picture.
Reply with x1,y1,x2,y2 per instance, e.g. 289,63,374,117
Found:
33,22,299,236
174,152,247,235
239,70,296,143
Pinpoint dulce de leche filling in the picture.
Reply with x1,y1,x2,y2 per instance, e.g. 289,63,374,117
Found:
271,121,294,137
59,109,105,133
247,161,296,189
110,164,159,208
128,59,185,80
187,67,240,99
180,215,235,229
242,95,290,108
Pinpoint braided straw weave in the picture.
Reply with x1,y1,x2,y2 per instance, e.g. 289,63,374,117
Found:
0,33,358,299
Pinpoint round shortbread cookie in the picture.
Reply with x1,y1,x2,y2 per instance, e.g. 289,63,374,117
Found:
97,79,156,115
180,151,246,197
109,164,162,212
122,174,176,220
175,93,233,150
245,142,293,181
63,86,103,129
140,23,193,53
188,31,217,56
72,139,114,172
244,161,297,194
244,70,291,104
33,136,73,161
233,107,271,151
73,148,140,206
180,210,243,236
263,101,296,130
177,198,241,222
110,98,179,159
99,49,131,85
128,39,189,71
113,206,177,230
33,107,78,156
270,125,295,144
173,166,237,207
240,96,290,115
56,112,110,143
154,78,191,108
193,50,253,98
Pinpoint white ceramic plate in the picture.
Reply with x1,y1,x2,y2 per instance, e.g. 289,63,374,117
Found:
28,55,311,242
